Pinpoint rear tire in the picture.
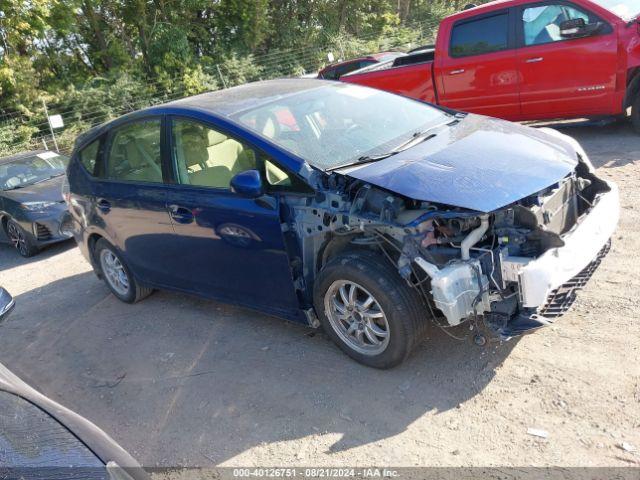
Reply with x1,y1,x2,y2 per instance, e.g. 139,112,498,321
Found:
631,95,640,134
313,250,428,369
94,239,153,303
6,219,38,257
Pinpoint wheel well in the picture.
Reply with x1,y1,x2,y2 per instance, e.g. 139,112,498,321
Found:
0,215,8,235
317,234,387,272
625,67,640,109
87,233,104,273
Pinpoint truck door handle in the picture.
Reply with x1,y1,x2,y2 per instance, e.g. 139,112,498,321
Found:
525,57,544,63
96,199,111,212
167,205,194,224
449,69,465,75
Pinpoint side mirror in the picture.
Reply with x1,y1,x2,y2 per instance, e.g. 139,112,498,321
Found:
0,288,15,323
230,170,264,198
560,18,602,38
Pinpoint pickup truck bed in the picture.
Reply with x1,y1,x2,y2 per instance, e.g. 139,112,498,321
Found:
343,53,437,104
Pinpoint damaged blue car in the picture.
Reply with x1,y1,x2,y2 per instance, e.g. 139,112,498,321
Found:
65,79,619,368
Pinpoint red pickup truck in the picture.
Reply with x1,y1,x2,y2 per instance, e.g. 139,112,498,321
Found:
342,0,640,131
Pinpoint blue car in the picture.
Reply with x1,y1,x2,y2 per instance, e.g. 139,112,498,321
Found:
0,150,72,257
66,79,618,368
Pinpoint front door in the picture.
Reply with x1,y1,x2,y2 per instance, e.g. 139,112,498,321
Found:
437,9,521,120
164,116,301,317
516,1,618,119
95,117,176,286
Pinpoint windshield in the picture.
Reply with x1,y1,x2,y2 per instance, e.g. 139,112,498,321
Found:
592,0,639,20
0,152,68,191
233,83,449,170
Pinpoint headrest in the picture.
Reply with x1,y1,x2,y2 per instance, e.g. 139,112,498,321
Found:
180,127,209,167
208,130,228,146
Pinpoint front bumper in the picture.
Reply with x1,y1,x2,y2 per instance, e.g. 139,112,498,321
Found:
502,181,619,309
18,203,73,246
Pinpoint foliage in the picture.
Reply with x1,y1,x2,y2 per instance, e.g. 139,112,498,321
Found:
0,0,486,155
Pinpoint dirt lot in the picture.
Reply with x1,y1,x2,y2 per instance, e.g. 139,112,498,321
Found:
0,121,639,469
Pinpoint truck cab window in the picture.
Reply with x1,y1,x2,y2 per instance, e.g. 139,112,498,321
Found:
450,13,510,57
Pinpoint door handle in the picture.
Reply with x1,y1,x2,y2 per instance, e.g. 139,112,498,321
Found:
96,199,111,213
449,69,465,75
167,204,194,224
525,57,544,63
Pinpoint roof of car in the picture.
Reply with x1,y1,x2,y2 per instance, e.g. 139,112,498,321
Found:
0,150,50,165
166,78,330,117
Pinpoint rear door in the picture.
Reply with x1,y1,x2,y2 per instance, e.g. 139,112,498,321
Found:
93,117,176,286
516,1,618,119
437,9,521,120
163,116,303,317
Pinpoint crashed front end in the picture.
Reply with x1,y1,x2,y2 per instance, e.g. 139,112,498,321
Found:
404,155,618,338
289,129,618,339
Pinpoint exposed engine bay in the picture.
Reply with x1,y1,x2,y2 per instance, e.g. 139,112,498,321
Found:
284,155,615,340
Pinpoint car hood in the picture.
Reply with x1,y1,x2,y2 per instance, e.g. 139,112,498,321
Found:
2,174,65,203
339,115,578,212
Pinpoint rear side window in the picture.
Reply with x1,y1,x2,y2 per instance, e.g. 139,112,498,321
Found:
78,139,100,176
106,119,162,183
450,13,510,57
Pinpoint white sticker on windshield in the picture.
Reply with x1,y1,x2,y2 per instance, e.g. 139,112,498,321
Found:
37,151,59,159
338,85,376,100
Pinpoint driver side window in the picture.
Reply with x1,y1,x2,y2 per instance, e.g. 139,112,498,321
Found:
171,119,258,189
106,119,162,183
522,4,593,46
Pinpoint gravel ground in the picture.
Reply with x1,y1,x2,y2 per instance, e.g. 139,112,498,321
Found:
0,121,638,469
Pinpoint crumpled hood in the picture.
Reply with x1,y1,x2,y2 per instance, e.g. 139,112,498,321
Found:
2,174,66,203
340,115,578,212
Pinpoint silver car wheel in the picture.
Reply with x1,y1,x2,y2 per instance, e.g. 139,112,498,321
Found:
99,249,130,296
7,222,28,256
324,280,390,356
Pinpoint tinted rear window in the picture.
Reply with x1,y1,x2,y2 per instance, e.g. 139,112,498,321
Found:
450,13,510,57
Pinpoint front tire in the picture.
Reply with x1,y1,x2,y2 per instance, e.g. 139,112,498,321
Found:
6,219,38,257
94,239,153,303
313,251,428,369
631,94,640,134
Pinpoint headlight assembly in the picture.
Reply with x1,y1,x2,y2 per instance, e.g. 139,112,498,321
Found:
20,201,58,211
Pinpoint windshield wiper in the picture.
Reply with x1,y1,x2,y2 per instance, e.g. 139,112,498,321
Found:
32,173,64,184
326,121,451,172
389,130,437,155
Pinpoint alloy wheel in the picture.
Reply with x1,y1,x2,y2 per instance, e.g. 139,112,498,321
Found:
99,249,130,296
7,222,28,256
324,280,390,356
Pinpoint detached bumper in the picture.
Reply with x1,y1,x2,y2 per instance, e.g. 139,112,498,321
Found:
503,181,619,309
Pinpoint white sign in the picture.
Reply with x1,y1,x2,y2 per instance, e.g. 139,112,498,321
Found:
327,52,335,63
37,151,59,159
48,114,64,129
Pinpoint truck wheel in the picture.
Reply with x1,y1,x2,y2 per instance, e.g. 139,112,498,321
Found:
6,219,38,257
94,239,153,303
632,95,640,134
313,251,428,369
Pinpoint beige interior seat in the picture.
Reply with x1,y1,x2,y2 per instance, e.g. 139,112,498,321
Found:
175,124,256,189
120,136,162,182
202,130,255,186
